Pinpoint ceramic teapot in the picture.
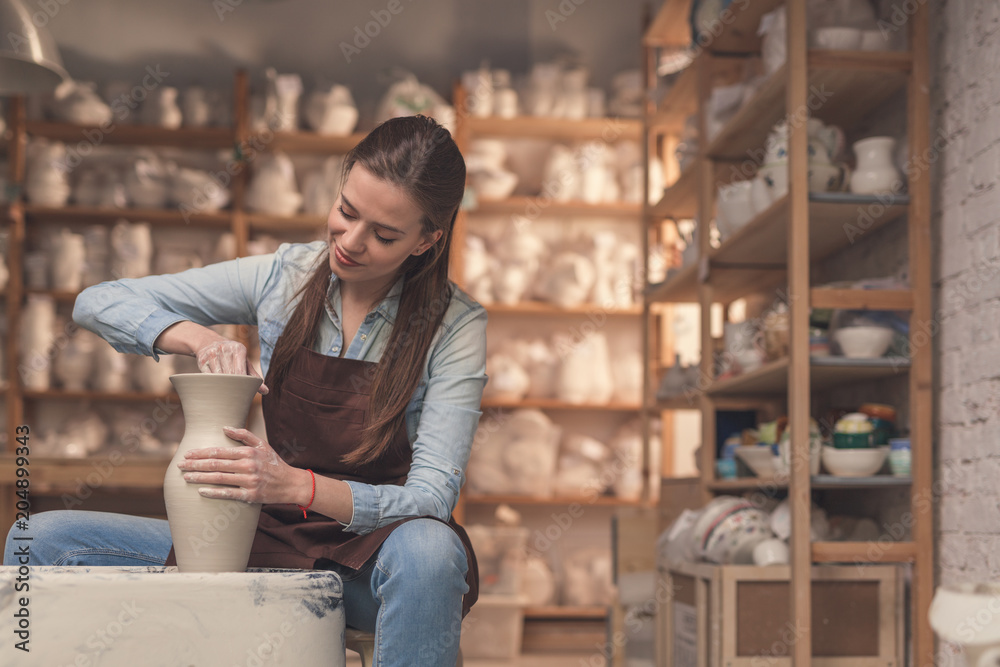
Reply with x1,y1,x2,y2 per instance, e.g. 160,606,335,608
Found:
52,80,113,126
124,152,171,209
171,167,230,211
304,83,359,135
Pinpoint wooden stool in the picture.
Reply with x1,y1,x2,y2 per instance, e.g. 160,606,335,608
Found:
345,628,463,666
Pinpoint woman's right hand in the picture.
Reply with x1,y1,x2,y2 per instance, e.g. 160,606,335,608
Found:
195,339,269,395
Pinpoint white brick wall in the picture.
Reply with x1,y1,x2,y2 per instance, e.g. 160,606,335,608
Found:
933,0,1000,597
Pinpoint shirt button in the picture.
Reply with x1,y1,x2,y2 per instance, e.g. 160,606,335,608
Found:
333,347,340,353
360,334,367,341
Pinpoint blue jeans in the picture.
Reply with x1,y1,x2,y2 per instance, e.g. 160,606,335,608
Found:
3,510,468,667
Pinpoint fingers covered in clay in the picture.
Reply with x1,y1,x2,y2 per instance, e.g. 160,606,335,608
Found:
175,427,304,504
195,340,269,394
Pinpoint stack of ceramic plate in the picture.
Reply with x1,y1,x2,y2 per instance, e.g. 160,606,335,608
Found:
690,496,771,564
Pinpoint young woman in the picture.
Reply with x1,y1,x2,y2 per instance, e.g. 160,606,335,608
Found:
3,115,486,666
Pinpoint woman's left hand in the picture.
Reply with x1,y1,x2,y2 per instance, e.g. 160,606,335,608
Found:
176,427,308,505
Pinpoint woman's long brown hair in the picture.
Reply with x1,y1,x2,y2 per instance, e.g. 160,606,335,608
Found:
265,115,465,465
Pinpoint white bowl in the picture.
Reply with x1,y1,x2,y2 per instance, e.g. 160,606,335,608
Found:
813,27,863,50
822,445,889,477
833,325,895,358
734,445,775,478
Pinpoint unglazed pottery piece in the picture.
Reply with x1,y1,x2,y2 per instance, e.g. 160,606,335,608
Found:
165,373,263,572
0,566,346,667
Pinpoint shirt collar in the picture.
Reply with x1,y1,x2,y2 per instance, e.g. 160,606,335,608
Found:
326,273,403,325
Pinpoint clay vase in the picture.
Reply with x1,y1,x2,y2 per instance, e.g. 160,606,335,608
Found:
164,373,263,573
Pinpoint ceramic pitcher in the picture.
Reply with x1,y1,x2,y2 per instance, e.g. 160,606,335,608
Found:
850,136,903,195
164,373,263,572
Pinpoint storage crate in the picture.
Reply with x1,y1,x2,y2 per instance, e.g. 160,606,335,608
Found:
460,594,526,659
656,562,903,667
465,524,529,596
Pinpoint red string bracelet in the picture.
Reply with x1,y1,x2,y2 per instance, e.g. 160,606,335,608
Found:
297,469,316,518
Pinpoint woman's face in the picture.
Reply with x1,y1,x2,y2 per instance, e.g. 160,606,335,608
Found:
327,165,442,295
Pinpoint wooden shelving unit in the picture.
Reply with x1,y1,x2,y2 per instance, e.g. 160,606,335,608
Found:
644,1,933,665
0,70,366,525
454,85,650,631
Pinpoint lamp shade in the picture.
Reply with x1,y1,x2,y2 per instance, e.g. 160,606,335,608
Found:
0,0,68,94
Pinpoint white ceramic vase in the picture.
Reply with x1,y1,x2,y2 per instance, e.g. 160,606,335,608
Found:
143,87,183,129
164,373,263,572
850,136,902,195
51,228,86,291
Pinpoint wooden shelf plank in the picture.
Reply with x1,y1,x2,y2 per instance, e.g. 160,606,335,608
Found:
811,541,917,563
707,477,787,491
643,0,693,47
650,163,698,219
464,116,641,142
811,475,912,489
0,455,170,488
708,475,913,491
482,398,641,411
25,121,234,150
469,196,640,217
654,396,702,411
524,605,608,620
24,289,79,303
707,52,911,160
246,213,327,233
645,263,699,304
463,494,650,507
23,389,178,402
648,65,698,133
704,195,909,302
23,204,232,227
810,288,913,311
484,302,641,316
707,356,910,396
263,131,365,154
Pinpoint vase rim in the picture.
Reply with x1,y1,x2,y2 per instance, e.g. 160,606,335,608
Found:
169,372,263,390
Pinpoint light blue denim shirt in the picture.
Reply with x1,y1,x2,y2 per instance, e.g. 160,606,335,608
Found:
73,241,488,535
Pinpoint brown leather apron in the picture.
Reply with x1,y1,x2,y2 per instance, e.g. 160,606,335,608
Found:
166,345,479,616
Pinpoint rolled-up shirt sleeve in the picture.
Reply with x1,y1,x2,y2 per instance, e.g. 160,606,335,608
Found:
342,301,487,534
73,253,281,360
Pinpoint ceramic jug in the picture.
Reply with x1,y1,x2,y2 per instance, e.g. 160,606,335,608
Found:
51,228,86,291
850,136,903,195
110,221,153,279
164,373,263,572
